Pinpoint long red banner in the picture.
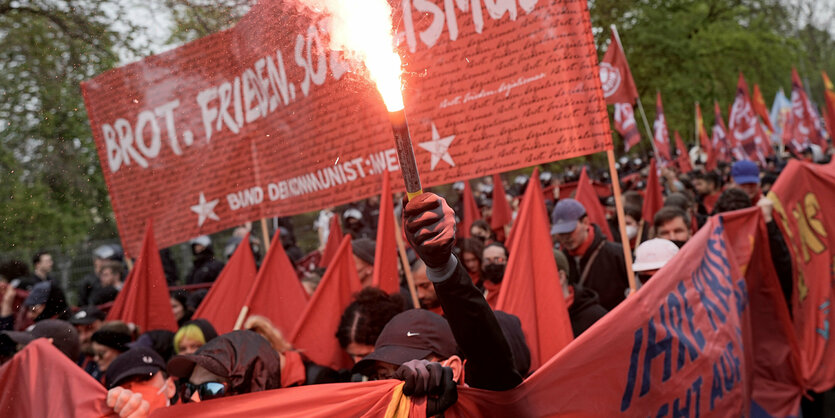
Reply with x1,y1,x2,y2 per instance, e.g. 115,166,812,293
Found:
81,0,612,255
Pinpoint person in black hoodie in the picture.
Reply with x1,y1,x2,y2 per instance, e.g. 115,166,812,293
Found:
551,199,629,311
553,250,607,337
185,236,225,285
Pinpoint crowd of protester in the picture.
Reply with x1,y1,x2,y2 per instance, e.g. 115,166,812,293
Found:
0,147,831,416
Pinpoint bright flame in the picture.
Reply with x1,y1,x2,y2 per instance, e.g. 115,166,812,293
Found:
298,0,404,111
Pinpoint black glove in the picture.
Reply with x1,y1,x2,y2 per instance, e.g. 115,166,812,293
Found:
394,359,458,416
403,193,457,269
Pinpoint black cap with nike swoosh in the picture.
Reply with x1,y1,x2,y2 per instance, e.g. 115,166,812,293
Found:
353,309,459,375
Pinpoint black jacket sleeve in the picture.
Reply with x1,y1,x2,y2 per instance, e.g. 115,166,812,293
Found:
767,220,794,317
432,256,523,391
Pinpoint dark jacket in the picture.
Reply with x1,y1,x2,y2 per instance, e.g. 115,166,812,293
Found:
767,220,794,317
568,287,608,337
185,250,225,285
432,256,523,391
566,225,630,311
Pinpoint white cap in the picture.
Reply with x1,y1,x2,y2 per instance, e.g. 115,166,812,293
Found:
632,239,680,272
343,208,363,220
190,235,211,247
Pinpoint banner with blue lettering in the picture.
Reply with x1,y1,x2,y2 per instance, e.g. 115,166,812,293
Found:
445,209,802,417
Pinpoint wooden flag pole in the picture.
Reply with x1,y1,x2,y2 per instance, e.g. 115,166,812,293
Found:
607,149,638,293
393,216,421,309
260,218,271,252
634,219,645,249
233,305,250,330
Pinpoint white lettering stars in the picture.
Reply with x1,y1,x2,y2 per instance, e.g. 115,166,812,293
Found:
418,122,456,170
190,192,220,227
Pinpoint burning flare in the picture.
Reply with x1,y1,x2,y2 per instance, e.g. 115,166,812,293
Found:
297,0,404,111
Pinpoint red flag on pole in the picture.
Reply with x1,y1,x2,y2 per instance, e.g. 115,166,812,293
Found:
728,73,769,165
674,131,693,174
783,69,826,154
319,214,343,268
614,103,642,151
823,71,835,141
753,84,775,132
642,159,664,224
243,230,309,335
496,169,573,372
290,236,361,370
490,173,512,234
652,92,673,164
712,101,733,164
107,220,177,331
575,167,613,241
192,233,258,334
371,172,399,294
600,31,639,105
458,180,482,239
696,102,716,170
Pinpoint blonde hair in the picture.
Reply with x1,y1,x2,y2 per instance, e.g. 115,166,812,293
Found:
244,315,293,353
173,324,206,354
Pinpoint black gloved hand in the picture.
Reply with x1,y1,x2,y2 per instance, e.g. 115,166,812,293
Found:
394,359,458,416
402,193,457,269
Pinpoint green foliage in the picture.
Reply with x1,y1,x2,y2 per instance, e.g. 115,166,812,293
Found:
590,0,835,153
0,0,146,254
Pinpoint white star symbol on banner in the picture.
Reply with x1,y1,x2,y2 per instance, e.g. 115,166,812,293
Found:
418,123,455,170
190,192,220,227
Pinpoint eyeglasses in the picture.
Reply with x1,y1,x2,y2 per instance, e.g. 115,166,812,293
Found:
181,381,229,403
483,256,506,264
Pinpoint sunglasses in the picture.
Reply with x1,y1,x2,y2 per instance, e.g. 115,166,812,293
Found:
181,381,229,403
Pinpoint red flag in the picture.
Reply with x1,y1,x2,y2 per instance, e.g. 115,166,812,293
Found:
696,102,716,170
600,31,639,105
783,69,826,153
496,169,573,371
490,173,512,233
318,214,343,268
753,84,775,132
289,235,361,370
371,172,399,294
107,220,177,331
244,231,309,336
711,100,733,163
728,73,770,165
614,102,642,151
458,180,482,238
823,71,835,140
652,92,673,164
0,340,116,417
770,160,835,392
192,234,258,334
575,167,613,241
674,131,693,174
641,159,664,224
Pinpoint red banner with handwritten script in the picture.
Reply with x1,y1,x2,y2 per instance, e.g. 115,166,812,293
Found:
769,160,835,393
81,0,611,255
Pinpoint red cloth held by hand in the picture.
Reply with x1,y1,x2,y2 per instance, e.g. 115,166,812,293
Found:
403,193,457,268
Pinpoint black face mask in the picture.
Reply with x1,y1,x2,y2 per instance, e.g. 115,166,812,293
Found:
670,240,687,249
482,263,506,284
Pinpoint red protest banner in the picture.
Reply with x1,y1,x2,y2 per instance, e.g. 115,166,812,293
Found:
769,160,835,393
81,0,612,256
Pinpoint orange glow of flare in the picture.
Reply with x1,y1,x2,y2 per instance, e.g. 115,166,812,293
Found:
298,0,404,111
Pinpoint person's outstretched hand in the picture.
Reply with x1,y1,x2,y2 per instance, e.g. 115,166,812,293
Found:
403,193,457,268
394,359,458,416
106,387,150,418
